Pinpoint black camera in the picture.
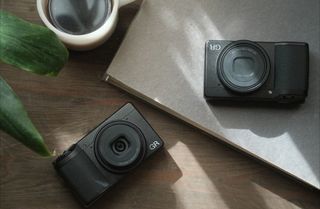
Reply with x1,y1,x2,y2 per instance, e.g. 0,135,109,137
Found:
53,103,164,207
204,40,309,103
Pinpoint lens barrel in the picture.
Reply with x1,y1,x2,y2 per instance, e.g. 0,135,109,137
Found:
217,40,270,93
94,121,146,173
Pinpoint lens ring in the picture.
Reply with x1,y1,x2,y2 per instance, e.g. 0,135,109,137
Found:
94,121,146,173
217,40,270,93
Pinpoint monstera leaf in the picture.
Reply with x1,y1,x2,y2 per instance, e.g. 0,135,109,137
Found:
0,10,69,156
0,10,68,75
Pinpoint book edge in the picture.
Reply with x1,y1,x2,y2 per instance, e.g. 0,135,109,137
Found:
105,75,320,190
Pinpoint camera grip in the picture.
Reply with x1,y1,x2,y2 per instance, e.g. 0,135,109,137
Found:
54,145,109,207
275,43,309,95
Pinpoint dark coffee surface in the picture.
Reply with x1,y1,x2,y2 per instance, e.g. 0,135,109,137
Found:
48,0,111,35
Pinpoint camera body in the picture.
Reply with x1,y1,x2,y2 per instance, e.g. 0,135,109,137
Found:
204,40,309,103
53,103,164,207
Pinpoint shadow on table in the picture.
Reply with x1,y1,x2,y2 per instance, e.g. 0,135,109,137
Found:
92,149,182,209
157,115,320,209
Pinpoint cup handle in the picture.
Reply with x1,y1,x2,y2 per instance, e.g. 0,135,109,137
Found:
119,0,136,8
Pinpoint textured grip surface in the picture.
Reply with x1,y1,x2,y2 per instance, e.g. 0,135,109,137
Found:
57,146,109,206
275,43,309,94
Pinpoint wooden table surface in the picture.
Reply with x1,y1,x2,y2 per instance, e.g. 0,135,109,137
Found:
0,1,319,209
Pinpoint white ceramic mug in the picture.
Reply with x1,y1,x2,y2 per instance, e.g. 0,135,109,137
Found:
37,0,136,50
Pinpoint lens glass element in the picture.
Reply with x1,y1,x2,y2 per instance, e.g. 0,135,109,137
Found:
217,41,270,93
112,137,128,154
95,121,146,173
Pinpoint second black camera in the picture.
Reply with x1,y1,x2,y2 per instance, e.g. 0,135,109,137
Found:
204,40,309,103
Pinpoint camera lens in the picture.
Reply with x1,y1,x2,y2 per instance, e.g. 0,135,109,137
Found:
94,121,146,173
112,137,128,154
217,40,270,93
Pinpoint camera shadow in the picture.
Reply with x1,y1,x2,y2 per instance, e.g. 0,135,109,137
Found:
209,51,319,176
207,100,302,110
93,149,182,209
140,102,320,209
195,0,320,191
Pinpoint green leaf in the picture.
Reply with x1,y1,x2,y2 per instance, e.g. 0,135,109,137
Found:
0,75,51,156
0,10,68,76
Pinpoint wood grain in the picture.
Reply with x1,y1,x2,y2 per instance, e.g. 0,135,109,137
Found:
0,1,319,209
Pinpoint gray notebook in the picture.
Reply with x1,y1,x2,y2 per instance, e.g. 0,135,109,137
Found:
105,0,320,189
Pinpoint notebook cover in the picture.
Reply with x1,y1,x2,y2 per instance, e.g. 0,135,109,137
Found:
105,0,320,189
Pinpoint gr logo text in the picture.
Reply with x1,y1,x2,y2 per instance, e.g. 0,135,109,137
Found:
209,43,221,51
149,141,161,150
